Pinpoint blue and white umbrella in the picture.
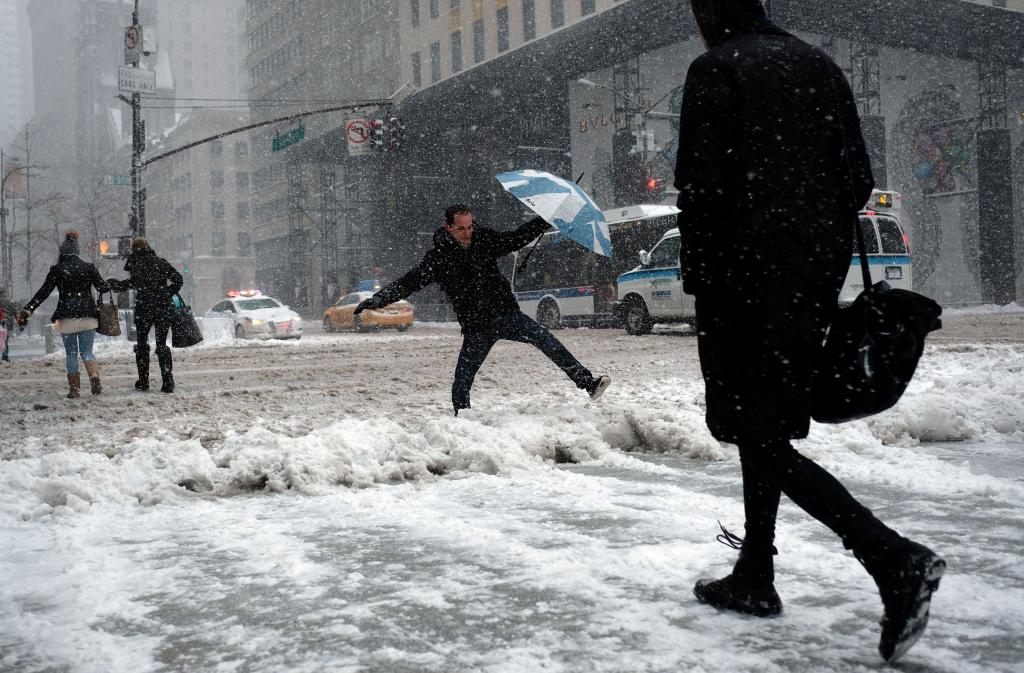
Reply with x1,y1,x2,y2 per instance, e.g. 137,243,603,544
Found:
496,170,613,257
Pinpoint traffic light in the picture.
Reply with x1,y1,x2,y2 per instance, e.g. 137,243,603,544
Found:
640,169,667,203
369,118,386,151
99,239,111,256
386,116,406,151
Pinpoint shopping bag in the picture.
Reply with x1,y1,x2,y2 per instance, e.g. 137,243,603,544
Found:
96,293,122,337
169,294,204,348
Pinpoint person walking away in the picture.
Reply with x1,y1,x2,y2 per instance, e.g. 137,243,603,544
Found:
16,230,108,397
674,0,944,663
107,238,183,393
354,203,610,414
0,288,13,362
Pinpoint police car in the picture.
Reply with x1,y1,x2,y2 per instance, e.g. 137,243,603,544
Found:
205,290,303,340
613,190,913,335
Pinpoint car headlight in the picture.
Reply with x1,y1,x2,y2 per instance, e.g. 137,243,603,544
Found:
246,318,265,325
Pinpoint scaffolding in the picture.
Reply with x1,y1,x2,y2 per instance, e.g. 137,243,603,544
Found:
850,41,881,117
287,161,308,308
978,61,1008,130
318,165,339,306
612,57,644,134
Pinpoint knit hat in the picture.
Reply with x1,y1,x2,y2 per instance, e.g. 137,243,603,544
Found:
59,230,80,256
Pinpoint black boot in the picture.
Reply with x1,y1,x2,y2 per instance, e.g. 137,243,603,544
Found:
156,345,174,393
134,343,150,391
857,539,946,662
694,524,783,617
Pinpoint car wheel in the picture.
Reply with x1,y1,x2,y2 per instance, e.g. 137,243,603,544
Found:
397,324,409,332
624,300,653,336
235,324,245,340
323,317,333,332
538,301,562,330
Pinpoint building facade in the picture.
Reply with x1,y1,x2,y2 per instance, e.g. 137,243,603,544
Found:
0,0,28,147
243,0,402,312
145,110,256,313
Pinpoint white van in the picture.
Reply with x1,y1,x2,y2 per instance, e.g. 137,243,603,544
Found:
613,190,912,335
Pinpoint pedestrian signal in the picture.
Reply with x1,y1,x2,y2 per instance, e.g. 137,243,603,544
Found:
99,239,110,256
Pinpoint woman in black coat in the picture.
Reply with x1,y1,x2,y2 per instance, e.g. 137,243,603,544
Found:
108,238,183,393
17,230,109,397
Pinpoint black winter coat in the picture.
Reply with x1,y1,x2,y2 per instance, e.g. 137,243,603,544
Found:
109,249,183,321
374,217,549,333
24,254,108,323
673,19,874,444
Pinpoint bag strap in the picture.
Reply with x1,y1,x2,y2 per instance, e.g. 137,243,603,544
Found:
820,50,874,291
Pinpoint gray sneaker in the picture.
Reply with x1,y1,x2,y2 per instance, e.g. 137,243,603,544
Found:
588,375,611,401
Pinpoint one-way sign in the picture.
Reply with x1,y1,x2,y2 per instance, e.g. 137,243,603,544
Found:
118,66,156,94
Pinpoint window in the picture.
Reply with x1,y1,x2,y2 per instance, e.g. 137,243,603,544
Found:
212,230,226,256
211,201,225,219
497,7,509,52
473,20,484,63
876,217,907,254
450,30,462,73
411,51,422,88
210,170,224,189
430,41,441,82
238,232,252,257
450,0,459,6
236,172,250,189
235,141,248,158
550,0,564,28
410,0,419,26
429,0,439,18
648,236,681,268
522,0,535,40
581,0,595,15
210,141,223,157
857,218,880,254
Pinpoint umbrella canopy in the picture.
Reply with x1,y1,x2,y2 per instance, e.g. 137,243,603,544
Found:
496,170,613,257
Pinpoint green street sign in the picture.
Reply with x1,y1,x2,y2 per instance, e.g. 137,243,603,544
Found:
104,175,131,186
272,125,305,152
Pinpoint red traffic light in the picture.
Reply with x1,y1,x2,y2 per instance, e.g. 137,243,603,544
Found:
646,177,659,191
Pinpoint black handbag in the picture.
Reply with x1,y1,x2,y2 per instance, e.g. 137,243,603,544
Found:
169,294,204,348
811,220,942,423
96,292,121,337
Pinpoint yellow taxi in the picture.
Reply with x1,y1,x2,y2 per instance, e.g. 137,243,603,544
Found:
323,291,414,332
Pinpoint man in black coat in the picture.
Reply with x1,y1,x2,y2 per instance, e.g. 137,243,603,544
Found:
674,0,944,662
355,203,610,414
108,238,183,393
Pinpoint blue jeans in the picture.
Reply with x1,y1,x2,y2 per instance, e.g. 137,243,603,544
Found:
452,312,594,412
62,329,96,374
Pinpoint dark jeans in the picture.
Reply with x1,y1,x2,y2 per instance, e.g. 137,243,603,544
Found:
452,312,594,412
738,438,905,572
135,313,173,380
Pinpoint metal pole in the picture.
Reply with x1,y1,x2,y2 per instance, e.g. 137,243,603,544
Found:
130,0,144,239
0,148,8,297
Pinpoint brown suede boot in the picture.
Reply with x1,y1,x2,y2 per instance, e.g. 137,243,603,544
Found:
83,361,102,395
67,373,81,398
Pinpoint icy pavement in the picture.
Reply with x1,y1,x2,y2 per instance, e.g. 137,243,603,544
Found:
1,310,1023,673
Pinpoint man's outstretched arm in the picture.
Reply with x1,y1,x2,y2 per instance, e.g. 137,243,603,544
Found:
488,216,551,257
355,255,437,314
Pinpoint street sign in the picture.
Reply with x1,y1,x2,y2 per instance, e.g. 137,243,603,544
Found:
124,25,141,65
272,125,305,152
104,175,131,186
346,117,371,157
118,66,156,94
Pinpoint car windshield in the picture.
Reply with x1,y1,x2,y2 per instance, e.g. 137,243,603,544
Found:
236,298,280,310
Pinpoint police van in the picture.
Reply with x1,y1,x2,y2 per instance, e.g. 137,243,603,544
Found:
613,190,912,335
512,204,680,329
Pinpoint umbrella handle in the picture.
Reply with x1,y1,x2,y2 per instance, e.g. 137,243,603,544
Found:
517,235,543,275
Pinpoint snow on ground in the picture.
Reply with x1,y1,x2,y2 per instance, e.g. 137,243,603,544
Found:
1,311,1023,672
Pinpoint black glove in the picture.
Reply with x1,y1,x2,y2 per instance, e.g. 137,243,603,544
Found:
354,297,384,315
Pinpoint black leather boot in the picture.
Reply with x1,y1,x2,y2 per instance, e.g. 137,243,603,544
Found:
156,345,174,393
134,343,150,391
694,525,782,617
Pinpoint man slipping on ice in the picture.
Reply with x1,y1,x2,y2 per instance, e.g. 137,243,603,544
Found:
354,203,611,414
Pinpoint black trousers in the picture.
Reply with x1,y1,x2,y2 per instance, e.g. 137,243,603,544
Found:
738,438,904,570
452,312,593,412
134,312,172,379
